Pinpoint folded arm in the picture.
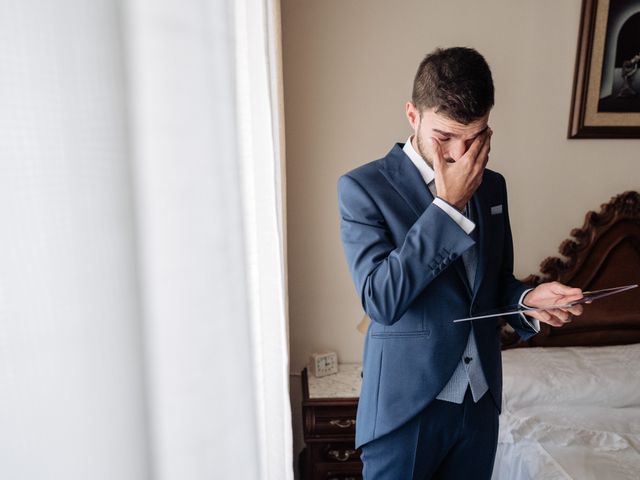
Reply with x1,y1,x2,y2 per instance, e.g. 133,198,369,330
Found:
338,174,475,326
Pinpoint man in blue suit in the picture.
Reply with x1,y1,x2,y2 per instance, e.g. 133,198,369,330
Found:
337,47,584,479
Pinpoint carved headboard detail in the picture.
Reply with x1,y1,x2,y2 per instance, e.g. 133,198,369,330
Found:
502,191,640,349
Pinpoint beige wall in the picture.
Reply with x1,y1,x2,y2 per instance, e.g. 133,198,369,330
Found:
282,0,640,420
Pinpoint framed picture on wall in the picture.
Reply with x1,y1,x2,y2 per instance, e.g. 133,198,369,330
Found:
569,0,640,138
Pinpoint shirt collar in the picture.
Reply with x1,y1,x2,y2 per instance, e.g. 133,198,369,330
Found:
402,135,435,186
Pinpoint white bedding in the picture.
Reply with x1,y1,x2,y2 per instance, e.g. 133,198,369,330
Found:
492,344,640,480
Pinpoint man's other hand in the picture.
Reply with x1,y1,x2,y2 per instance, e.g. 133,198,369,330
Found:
522,281,585,327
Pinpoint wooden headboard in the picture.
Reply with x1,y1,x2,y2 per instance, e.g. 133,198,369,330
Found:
502,191,640,349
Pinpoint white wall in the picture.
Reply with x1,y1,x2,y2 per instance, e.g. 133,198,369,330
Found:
283,0,640,374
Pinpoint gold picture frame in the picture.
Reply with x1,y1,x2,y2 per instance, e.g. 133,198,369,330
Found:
569,0,640,138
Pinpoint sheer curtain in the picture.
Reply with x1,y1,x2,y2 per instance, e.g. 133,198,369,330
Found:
0,0,292,478
124,0,292,477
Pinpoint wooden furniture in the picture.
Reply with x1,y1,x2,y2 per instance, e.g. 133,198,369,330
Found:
501,190,640,349
300,363,362,480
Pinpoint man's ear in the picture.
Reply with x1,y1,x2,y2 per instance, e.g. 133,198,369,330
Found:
405,101,419,130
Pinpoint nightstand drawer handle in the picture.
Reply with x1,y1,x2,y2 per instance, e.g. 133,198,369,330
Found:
328,448,357,462
329,419,355,428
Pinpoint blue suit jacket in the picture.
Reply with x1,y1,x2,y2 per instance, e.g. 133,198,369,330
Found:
337,143,538,449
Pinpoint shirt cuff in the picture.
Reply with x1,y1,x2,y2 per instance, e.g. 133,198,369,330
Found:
518,288,540,332
433,197,476,235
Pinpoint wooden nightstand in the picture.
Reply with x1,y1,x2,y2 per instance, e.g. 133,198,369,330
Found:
299,363,362,480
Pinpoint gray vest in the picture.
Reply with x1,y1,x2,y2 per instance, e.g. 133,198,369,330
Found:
427,182,489,404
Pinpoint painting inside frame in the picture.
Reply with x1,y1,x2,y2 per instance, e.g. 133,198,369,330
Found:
569,0,640,138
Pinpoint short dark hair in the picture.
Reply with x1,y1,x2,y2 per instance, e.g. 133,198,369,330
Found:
411,47,494,124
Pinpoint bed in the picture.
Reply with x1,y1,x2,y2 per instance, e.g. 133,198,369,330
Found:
493,191,640,480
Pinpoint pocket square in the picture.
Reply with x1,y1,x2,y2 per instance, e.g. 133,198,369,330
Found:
491,204,503,215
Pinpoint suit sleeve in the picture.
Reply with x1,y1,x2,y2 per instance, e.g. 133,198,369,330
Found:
496,174,538,341
338,174,475,326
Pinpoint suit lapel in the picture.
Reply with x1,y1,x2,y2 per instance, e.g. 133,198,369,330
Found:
378,144,472,296
471,182,490,301
377,144,431,217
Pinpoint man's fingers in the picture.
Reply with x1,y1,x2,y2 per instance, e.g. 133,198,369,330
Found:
524,309,565,327
428,138,445,171
475,129,492,172
565,304,583,316
543,310,566,327
551,282,583,301
461,130,488,165
542,308,572,326
550,308,570,322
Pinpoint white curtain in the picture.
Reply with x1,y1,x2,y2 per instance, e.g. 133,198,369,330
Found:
233,0,293,477
0,0,292,478
0,1,150,478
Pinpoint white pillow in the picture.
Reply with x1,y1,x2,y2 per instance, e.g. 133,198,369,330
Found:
501,343,640,411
